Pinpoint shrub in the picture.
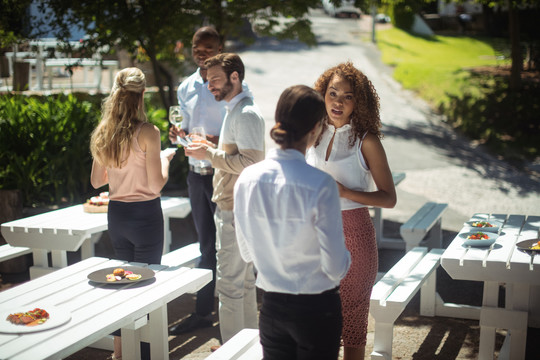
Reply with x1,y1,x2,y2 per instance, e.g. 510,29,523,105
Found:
441,73,540,163
389,1,416,31
0,94,99,207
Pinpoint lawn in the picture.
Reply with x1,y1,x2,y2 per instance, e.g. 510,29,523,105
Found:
376,27,510,108
375,27,539,162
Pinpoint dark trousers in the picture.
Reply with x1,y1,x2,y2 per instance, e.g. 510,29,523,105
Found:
187,170,217,316
108,198,163,360
107,197,164,265
259,288,343,360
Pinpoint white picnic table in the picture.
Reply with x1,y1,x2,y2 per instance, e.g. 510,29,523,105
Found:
0,196,191,279
441,213,540,360
373,171,406,248
0,256,211,360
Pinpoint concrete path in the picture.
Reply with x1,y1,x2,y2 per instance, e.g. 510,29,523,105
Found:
239,9,540,232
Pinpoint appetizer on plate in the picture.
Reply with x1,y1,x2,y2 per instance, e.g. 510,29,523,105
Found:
83,192,109,213
467,232,489,240
6,308,50,327
470,221,495,228
106,268,142,282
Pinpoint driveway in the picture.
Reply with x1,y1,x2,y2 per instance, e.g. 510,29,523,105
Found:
239,9,540,232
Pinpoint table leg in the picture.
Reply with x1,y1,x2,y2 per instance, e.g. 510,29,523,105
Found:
478,281,499,360
51,250,68,268
81,233,103,260
148,306,168,360
163,215,171,254
504,283,529,360
121,328,142,360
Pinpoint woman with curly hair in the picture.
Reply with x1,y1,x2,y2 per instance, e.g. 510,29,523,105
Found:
307,62,396,360
90,67,175,359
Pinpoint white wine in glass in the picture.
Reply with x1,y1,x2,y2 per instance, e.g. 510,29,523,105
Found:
169,106,183,146
169,106,183,127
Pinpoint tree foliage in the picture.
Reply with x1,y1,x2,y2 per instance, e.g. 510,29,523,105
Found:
35,0,325,109
0,0,35,48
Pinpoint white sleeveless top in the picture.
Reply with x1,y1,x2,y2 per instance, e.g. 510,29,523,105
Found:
306,124,376,210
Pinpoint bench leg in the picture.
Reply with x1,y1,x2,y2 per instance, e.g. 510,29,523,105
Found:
420,268,437,316
426,219,443,249
371,321,394,360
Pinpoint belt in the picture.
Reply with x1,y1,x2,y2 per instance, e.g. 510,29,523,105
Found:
190,164,214,175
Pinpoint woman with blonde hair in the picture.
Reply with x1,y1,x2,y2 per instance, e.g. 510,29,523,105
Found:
90,67,174,360
307,62,396,360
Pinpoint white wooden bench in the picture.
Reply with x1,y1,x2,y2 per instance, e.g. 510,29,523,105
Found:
206,328,262,360
400,202,448,251
0,243,32,263
369,247,444,360
161,242,201,268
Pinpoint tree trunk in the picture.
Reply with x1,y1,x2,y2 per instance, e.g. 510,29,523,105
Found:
508,2,522,91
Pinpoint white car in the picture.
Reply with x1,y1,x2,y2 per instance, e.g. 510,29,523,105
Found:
322,0,361,18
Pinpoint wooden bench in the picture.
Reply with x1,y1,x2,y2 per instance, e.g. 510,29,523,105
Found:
161,242,201,268
369,247,444,360
206,328,261,360
0,243,32,263
400,202,448,251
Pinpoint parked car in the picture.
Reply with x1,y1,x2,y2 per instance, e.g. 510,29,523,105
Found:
322,0,361,18
375,13,391,23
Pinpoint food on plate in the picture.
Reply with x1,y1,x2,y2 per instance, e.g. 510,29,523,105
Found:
470,221,495,228
83,192,109,213
6,308,50,326
106,268,140,282
531,241,540,250
467,232,489,240
113,268,125,277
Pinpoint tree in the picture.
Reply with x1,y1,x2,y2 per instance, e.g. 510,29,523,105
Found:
38,0,327,109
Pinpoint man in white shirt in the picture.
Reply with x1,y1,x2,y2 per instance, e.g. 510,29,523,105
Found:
186,53,265,344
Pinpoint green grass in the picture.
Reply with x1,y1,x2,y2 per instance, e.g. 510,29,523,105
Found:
376,27,509,108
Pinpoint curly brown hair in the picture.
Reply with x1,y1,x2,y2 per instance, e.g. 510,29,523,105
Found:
314,62,382,147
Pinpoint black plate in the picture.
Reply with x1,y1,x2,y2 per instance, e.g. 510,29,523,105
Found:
87,266,155,284
516,239,540,256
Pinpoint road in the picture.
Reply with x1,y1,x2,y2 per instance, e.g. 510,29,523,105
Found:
238,9,540,232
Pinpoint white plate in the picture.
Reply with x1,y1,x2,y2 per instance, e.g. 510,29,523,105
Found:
459,231,499,247
464,220,502,233
0,305,71,334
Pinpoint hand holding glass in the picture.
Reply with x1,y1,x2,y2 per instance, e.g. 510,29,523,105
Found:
169,106,184,146
189,127,207,167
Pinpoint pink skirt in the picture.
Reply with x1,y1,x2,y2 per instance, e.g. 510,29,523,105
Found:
340,207,378,348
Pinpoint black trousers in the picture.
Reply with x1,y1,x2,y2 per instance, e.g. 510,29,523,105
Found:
259,287,342,360
187,170,217,316
107,197,164,265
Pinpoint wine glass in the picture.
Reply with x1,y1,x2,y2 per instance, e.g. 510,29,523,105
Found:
169,106,183,146
190,126,207,167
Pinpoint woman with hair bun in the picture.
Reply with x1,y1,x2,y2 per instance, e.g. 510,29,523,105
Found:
307,62,397,360
90,67,174,360
234,85,351,359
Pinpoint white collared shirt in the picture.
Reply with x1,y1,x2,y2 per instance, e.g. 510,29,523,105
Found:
306,124,376,210
234,148,351,294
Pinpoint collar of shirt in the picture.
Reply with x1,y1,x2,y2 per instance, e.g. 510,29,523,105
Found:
225,91,249,113
267,148,306,162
